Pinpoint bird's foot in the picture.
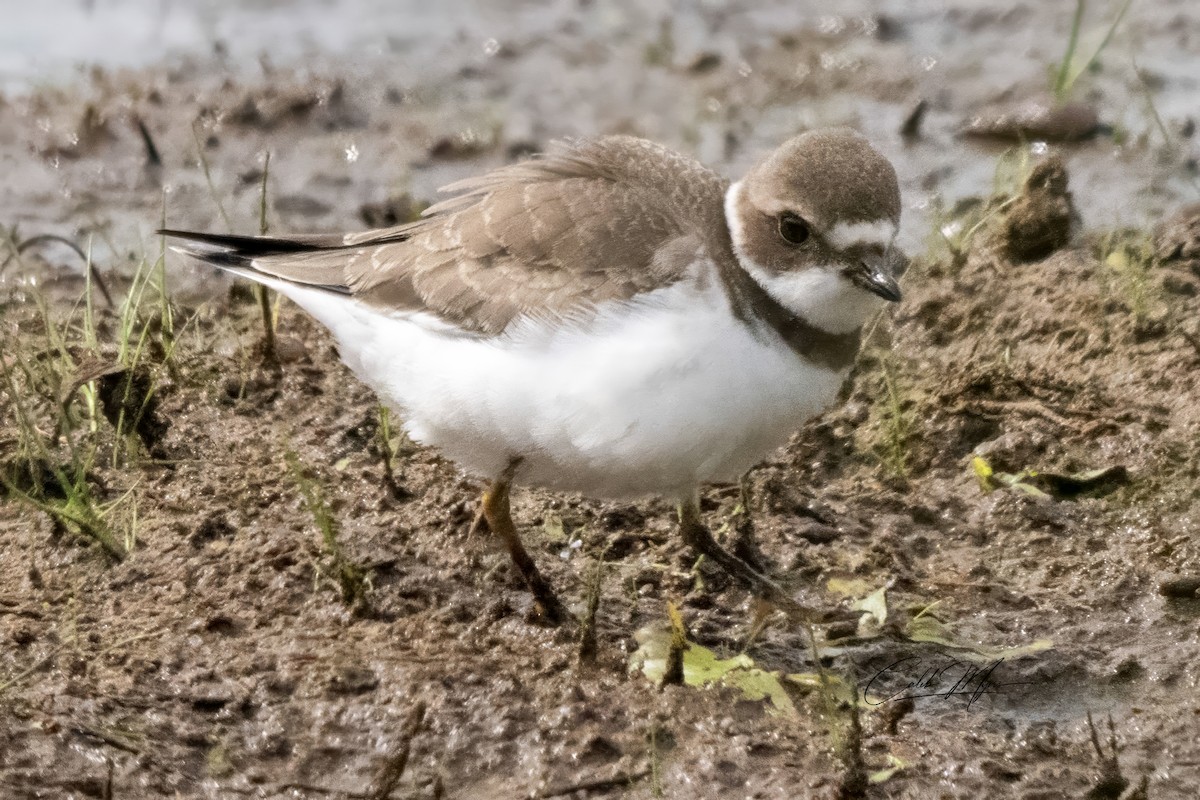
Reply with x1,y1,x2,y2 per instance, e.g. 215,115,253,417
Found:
679,498,852,626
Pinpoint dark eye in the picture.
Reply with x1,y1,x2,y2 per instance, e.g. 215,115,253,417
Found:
778,214,810,245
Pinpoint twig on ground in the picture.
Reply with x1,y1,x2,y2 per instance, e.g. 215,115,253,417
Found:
0,233,114,307
536,769,651,799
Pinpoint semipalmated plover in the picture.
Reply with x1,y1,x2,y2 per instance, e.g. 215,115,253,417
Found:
163,129,904,624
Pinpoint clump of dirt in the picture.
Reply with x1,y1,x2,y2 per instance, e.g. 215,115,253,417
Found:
89,363,171,457
1155,202,1200,264
359,193,428,229
998,156,1076,263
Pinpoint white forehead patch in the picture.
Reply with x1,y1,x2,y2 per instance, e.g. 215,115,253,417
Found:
825,219,898,250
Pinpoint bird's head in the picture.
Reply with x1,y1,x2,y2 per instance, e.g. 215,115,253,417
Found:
725,128,905,335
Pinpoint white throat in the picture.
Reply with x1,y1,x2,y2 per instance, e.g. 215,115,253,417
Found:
723,181,886,336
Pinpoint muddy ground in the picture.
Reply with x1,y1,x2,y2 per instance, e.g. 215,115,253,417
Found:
3,2,1200,798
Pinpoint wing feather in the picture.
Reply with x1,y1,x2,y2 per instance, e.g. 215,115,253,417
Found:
163,136,728,335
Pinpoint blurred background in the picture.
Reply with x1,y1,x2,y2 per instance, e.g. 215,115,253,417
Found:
2,0,1197,296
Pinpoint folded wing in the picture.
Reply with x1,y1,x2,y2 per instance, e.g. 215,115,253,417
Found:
164,136,727,335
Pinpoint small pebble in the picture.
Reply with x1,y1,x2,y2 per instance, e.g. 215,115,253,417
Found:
961,97,1099,142
1158,575,1200,598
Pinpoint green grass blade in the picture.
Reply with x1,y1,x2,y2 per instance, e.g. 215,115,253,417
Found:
1054,0,1087,100
1067,0,1133,91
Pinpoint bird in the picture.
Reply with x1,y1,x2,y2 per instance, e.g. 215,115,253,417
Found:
161,128,904,625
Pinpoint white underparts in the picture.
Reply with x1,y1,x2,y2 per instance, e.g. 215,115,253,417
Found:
240,262,845,501
723,182,886,335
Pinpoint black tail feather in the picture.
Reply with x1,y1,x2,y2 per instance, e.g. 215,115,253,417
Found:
156,228,342,258
159,228,356,295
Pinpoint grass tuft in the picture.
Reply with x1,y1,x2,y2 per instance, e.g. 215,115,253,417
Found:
576,555,606,666
0,248,179,560
1095,229,1159,324
874,355,913,479
1053,0,1134,101
1,351,126,561
256,150,278,366
286,451,373,614
102,252,181,464
376,405,412,498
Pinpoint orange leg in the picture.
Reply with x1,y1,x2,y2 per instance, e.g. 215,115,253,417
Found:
479,463,572,625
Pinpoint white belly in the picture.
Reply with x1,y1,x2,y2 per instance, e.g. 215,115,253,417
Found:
274,271,847,501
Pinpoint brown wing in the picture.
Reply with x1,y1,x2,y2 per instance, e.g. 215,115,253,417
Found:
166,136,728,335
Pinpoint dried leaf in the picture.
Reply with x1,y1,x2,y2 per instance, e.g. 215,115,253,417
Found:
905,612,1053,663
542,512,566,541
852,585,889,636
971,457,1126,499
827,577,873,597
630,628,797,717
1029,466,1129,498
869,754,908,784
972,456,995,491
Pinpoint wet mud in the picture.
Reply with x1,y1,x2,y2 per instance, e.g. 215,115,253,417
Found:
3,2,1200,798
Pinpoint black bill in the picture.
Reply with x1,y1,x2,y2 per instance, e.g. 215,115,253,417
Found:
850,258,903,302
